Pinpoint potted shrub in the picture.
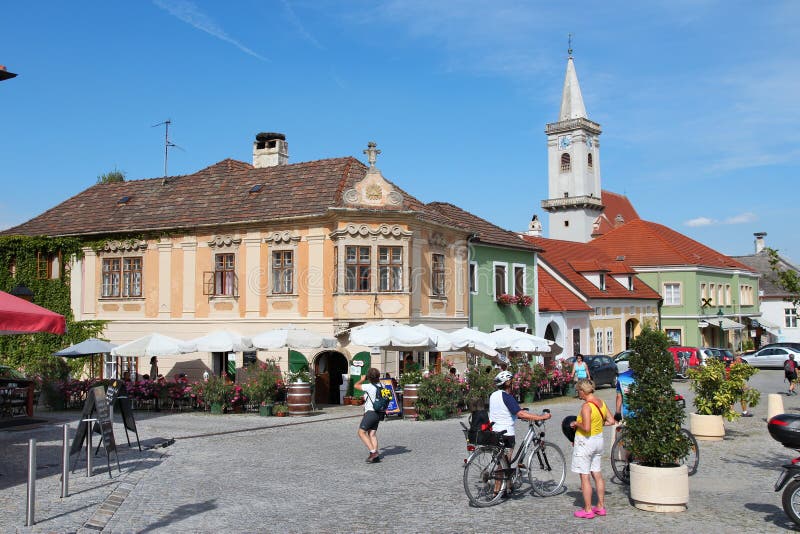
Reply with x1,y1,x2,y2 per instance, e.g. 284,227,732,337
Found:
687,358,759,440
463,366,494,411
416,372,460,420
202,375,231,414
273,403,288,417
626,326,691,512
399,368,424,418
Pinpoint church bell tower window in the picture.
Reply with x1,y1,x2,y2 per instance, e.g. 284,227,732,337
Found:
560,153,571,173
587,153,593,168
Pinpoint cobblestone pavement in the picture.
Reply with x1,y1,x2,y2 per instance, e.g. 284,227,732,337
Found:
2,370,800,533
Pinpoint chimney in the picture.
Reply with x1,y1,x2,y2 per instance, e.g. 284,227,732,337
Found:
526,214,543,237
253,132,288,168
754,231,767,254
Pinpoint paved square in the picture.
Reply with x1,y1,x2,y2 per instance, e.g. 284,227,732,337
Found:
1,370,797,532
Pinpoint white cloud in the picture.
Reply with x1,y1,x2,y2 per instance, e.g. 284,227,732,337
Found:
724,212,757,224
152,0,268,61
685,217,716,227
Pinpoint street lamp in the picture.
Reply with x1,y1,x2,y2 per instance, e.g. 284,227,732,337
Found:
717,308,724,348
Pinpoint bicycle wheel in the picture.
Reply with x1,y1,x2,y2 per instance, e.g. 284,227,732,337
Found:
610,430,631,484
463,447,508,507
525,441,566,496
679,428,699,476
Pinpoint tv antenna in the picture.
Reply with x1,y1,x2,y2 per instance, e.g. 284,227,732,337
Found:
152,119,185,182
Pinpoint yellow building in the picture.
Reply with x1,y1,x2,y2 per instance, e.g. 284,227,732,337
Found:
5,135,474,399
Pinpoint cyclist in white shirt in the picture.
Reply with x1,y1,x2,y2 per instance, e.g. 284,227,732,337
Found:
489,370,552,459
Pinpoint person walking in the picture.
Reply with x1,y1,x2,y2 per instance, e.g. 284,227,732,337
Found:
572,354,591,383
149,356,159,381
355,368,384,463
785,354,797,396
569,379,615,519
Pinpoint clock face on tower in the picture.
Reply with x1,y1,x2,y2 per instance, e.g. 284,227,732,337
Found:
586,136,593,149
558,135,572,150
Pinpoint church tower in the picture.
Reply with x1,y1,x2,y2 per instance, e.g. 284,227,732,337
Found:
541,48,603,242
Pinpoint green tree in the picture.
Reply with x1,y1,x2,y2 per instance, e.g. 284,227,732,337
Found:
96,169,126,184
767,247,800,306
626,326,689,467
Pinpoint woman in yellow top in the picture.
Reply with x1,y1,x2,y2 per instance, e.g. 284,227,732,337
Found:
569,379,616,519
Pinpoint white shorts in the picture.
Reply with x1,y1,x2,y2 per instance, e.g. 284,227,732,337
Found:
571,434,604,474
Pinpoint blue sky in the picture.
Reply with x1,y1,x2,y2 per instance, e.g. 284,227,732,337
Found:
1,1,798,262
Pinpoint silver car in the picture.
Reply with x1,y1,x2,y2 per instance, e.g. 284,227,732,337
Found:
742,346,800,369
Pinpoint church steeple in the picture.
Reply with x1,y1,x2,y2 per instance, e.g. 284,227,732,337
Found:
559,56,587,121
541,45,604,243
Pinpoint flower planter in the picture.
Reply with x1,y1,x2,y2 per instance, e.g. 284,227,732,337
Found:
210,403,224,415
630,463,688,512
564,383,576,397
288,382,312,416
523,391,536,404
430,407,448,420
274,410,287,417
259,404,273,417
689,413,725,441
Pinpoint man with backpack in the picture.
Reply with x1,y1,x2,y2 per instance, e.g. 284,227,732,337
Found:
355,368,391,463
785,354,797,396
489,370,552,460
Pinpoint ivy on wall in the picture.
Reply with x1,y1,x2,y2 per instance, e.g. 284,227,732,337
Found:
0,236,106,378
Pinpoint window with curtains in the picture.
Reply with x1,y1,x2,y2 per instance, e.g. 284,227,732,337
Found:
345,245,371,292
272,250,293,294
595,331,603,353
214,253,236,296
378,246,403,292
432,253,446,296
102,257,142,298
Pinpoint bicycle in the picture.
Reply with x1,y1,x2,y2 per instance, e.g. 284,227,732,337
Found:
609,397,699,484
461,409,566,507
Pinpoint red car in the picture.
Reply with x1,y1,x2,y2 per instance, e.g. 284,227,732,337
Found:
668,347,701,376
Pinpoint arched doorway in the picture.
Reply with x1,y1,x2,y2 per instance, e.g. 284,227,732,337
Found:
313,351,349,405
544,322,560,368
625,319,639,349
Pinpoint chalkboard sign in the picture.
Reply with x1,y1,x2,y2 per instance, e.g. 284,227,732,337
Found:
379,379,401,417
116,396,141,451
105,380,121,408
69,386,121,476
69,389,96,456
92,385,110,423
99,420,116,456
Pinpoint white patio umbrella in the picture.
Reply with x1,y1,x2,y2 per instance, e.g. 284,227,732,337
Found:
448,327,500,359
110,333,195,357
190,330,253,352
54,338,117,357
489,327,553,353
252,328,337,350
409,324,457,352
349,319,431,348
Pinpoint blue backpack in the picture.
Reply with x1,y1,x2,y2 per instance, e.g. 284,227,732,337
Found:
372,384,392,413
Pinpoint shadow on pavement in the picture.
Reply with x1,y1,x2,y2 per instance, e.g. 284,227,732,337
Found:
744,501,799,531
139,499,217,533
379,445,410,457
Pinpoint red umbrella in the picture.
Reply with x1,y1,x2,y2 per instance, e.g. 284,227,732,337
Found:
0,290,66,335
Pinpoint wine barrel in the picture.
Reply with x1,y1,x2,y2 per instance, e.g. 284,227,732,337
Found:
288,382,312,417
402,383,419,419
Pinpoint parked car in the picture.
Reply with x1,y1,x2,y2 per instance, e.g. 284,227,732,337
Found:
667,347,701,375
566,355,618,388
709,348,734,367
757,342,800,353
742,346,800,369
612,350,636,374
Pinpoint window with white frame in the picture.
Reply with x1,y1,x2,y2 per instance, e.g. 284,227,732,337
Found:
431,253,446,296
599,273,606,291
272,250,293,294
740,285,754,306
514,265,525,296
379,246,403,292
214,253,236,296
494,263,507,300
345,245,371,292
786,308,798,328
469,261,478,294
606,328,614,353
666,329,682,345
102,257,142,298
725,284,731,305
700,283,707,302
708,283,715,305
663,282,681,305
595,331,603,353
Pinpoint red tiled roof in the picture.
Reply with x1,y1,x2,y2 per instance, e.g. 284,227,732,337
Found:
569,259,608,272
592,190,639,237
1,157,458,237
589,219,756,271
538,269,592,312
426,202,540,251
523,235,661,301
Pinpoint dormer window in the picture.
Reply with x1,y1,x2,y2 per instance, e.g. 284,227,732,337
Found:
599,273,606,291
560,153,571,173
587,153,593,168
628,276,634,290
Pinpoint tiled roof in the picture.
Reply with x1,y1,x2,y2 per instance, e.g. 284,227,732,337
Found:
1,157,457,237
426,202,540,251
592,190,640,237
732,250,798,297
538,269,592,312
569,259,608,273
523,236,661,301
590,219,756,272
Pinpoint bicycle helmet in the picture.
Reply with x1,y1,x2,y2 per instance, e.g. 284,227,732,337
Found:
494,370,513,387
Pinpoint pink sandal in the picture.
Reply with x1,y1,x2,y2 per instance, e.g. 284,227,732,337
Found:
592,506,607,516
574,509,595,519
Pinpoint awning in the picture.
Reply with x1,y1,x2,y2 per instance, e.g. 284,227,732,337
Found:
698,318,745,330
754,317,781,329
